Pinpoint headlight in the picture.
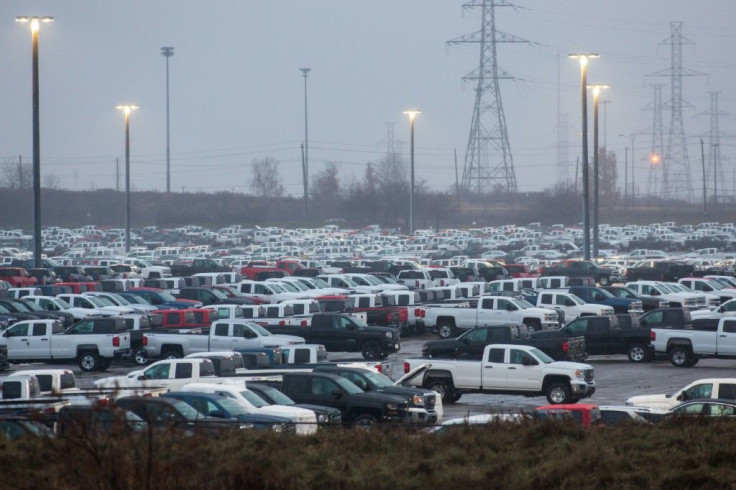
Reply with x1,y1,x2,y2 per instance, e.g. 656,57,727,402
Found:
412,395,425,406
239,423,255,430
574,369,585,379
385,332,393,339
386,402,399,410
317,413,328,423
272,424,285,433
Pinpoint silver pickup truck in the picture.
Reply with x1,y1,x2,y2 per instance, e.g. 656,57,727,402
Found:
651,317,736,367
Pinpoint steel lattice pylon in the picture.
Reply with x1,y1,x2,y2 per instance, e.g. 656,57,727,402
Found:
448,0,527,194
645,84,665,197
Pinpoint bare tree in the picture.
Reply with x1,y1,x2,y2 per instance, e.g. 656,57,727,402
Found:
44,174,62,189
249,157,285,198
311,162,342,202
0,159,31,190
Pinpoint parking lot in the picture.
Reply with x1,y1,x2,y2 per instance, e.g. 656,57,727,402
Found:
14,333,735,422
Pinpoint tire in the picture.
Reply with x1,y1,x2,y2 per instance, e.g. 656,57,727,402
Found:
451,393,463,402
526,319,542,333
353,414,377,430
437,321,455,339
97,357,112,371
545,382,572,404
598,275,610,286
133,348,148,366
627,344,649,363
427,379,455,404
361,341,381,360
670,347,692,367
78,351,100,372
161,348,182,360
685,358,699,367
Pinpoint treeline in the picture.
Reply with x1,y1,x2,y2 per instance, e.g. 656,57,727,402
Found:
0,186,732,230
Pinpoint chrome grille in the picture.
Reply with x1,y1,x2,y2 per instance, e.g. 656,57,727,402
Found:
424,394,436,411
584,369,594,383
328,413,342,425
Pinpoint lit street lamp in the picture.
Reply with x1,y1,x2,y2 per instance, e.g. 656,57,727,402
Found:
116,105,138,254
569,53,598,261
17,15,53,268
161,46,174,193
588,83,608,259
403,110,420,236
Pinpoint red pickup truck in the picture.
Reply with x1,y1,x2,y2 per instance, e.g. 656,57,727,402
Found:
0,268,38,288
158,308,214,329
315,294,409,332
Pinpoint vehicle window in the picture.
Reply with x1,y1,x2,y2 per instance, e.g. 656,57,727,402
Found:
146,403,176,422
310,378,338,396
287,376,309,394
217,308,229,319
34,375,52,392
509,349,535,365
31,323,47,336
566,319,587,335
68,321,93,335
643,311,662,325
487,348,505,363
145,364,171,380
588,317,608,334
723,321,736,334
200,362,215,377
357,297,369,308
481,298,493,309
332,316,352,330
293,348,310,364
709,403,736,416
497,299,514,311
540,294,553,304
717,384,736,400
684,383,713,400
675,403,706,415
599,410,630,426
214,324,229,336
175,363,193,379
465,329,488,343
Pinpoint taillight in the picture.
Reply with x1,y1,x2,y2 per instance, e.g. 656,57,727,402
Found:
142,335,148,346
651,331,656,341
416,280,420,288
386,313,392,322
562,341,569,352
415,307,421,316
376,364,383,373
279,320,286,325
112,336,120,347
421,309,425,318
404,361,410,374
301,320,308,326
441,280,445,286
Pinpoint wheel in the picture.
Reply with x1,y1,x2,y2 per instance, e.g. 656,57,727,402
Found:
427,380,455,404
133,348,148,366
685,358,699,367
162,348,182,360
627,344,649,363
598,275,610,286
437,321,455,339
451,393,463,402
670,347,692,367
97,357,112,371
361,341,381,360
545,382,572,404
526,319,542,333
353,414,377,430
78,351,100,372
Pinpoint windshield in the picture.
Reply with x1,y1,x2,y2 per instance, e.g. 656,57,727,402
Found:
530,348,554,364
0,305,10,314
595,288,615,299
257,386,295,405
215,397,252,416
169,399,206,421
249,323,271,336
209,288,229,300
239,390,269,408
110,294,132,305
706,281,724,291
54,298,72,308
158,291,177,302
516,298,535,308
569,295,585,305
362,371,393,388
311,278,329,288
94,297,117,307
8,302,31,312
20,301,44,312
123,295,147,305
286,281,308,292
277,282,299,292
335,377,364,395
339,277,359,287
656,284,673,293
671,284,690,292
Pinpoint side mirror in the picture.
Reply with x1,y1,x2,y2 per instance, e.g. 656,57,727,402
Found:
650,290,660,296
594,294,604,301
209,410,226,418
346,323,357,331
462,337,470,344
677,392,688,401
506,304,516,311
331,390,343,399
522,357,538,366
137,375,147,380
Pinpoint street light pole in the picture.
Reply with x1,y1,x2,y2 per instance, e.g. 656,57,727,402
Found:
17,16,53,268
404,110,420,236
569,53,598,261
300,68,311,221
161,47,174,193
589,84,608,259
116,105,137,254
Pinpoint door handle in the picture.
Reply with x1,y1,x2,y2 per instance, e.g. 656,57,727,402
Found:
484,366,493,369
720,335,727,338
508,367,516,370
20,338,28,342
41,338,48,341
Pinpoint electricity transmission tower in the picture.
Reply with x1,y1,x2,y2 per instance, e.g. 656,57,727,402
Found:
704,91,728,202
649,22,704,202
645,84,665,197
448,0,528,194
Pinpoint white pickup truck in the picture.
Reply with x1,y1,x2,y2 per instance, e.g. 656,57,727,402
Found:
424,295,560,339
626,378,736,410
402,344,595,404
0,318,130,371
25,295,107,320
651,317,736,367
95,358,224,391
144,319,305,360
535,291,615,321
625,281,706,310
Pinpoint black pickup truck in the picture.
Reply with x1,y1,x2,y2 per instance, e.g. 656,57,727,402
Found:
169,259,231,278
545,314,653,362
422,324,586,362
175,286,254,306
624,261,694,282
636,307,721,332
264,312,400,360
276,372,410,428
602,285,669,312
540,260,613,286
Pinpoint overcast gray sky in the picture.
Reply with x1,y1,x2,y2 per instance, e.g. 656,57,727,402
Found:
1,1,734,197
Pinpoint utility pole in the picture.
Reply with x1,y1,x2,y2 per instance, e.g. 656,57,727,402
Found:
116,158,120,192
701,138,706,210
301,143,307,220
454,148,460,209
161,46,174,193
300,67,311,219
624,147,628,202
18,155,23,189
